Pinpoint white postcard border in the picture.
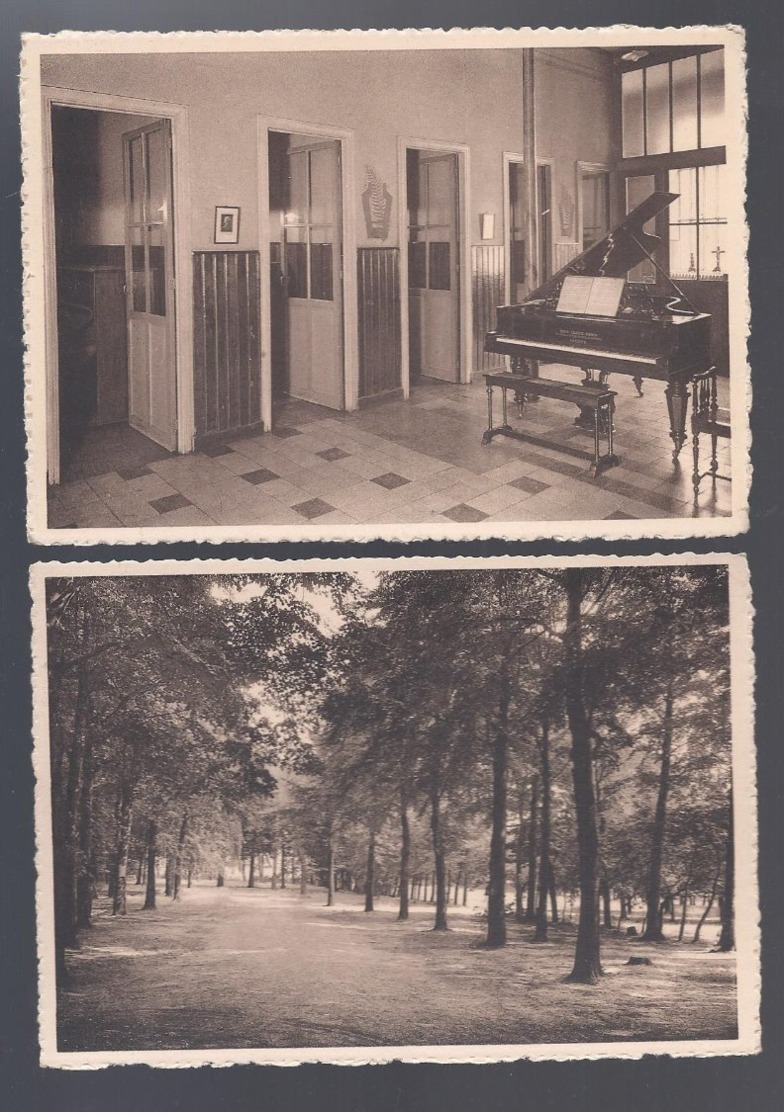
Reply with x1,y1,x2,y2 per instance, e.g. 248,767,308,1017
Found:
31,551,758,1068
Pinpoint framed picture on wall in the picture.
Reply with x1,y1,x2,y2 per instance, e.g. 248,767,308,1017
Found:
214,205,240,244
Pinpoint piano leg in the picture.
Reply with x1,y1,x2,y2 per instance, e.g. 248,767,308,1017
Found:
575,368,597,430
577,368,614,434
482,383,495,443
665,377,689,459
633,376,644,397
588,395,620,477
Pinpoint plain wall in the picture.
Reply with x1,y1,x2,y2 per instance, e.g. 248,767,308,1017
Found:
42,49,527,253
535,48,619,247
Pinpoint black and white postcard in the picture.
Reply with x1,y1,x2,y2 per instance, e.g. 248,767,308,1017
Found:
21,26,749,545
31,553,758,1068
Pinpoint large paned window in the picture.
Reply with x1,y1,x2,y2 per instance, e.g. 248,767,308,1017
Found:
619,47,727,281
621,48,725,157
668,164,727,279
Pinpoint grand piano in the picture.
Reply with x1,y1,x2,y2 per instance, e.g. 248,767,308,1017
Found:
484,191,712,460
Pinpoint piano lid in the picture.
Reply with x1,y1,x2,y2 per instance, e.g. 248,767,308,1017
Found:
525,191,679,303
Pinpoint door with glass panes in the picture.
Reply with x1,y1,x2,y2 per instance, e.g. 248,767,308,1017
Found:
407,151,459,382
123,120,177,450
284,140,343,410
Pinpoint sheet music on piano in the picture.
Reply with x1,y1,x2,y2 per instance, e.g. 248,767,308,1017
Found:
556,275,625,318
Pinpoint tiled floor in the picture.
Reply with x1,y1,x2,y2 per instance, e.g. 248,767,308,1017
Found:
48,371,733,530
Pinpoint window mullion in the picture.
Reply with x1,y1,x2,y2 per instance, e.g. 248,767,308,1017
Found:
642,68,648,156
700,165,704,279
306,151,313,301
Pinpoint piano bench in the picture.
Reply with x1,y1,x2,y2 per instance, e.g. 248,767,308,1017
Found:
691,367,730,498
482,372,620,477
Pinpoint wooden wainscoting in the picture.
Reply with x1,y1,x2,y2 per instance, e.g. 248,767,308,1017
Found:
357,248,401,400
193,251,262,443
472,245,505,374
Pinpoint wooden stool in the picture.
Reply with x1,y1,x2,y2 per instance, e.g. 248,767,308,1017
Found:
691,367,730,498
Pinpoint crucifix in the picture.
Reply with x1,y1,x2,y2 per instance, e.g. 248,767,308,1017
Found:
712,244,725,272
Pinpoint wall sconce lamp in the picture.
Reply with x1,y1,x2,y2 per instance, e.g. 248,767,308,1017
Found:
480,213,495,240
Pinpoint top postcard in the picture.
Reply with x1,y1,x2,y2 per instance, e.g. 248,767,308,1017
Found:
21,25,749,544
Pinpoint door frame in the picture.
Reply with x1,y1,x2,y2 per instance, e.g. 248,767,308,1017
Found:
40,86,193,485
576,160,612,252
502,151,526,306
257,116,357,430
534,156,555,286
397,137,471,396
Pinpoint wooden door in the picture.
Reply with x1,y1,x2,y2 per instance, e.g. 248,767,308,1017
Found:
283,140,343,410
508,160,528,303
408,152,459,382
123,120,177,450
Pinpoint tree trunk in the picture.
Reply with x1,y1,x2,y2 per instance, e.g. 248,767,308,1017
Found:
111,783,133,916
398,798,410,921
364,831,376,913
462,876,468,906
299,850,308,895
143,820,157,910
216,871,225,887
280,841,287,889
534,718,552,943
525,775,539,921
164,857,173,897
271,848,278,890
454,871,461,906
600,878,613,930
548,866,559,923
172,809,189,901
718,792,735,951
514,789,527,922
247,851,256,888
678,884,691,942
619,893,629,925
326,838,335,907
75,733,95,929
564,569,603,983
693,867,721,943
56,658,91,967
430,791,448,931
642,678,675,941
486,670,510,947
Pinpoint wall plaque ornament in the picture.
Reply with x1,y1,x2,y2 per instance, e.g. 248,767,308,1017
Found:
362,166,392,240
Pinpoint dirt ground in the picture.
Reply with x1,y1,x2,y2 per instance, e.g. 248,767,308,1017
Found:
57,881,737,1052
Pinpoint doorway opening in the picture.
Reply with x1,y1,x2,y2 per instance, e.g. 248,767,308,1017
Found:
505,155,528,304
267,129,345,422
49,105,179,483
535,161,553,286
405,148,460,384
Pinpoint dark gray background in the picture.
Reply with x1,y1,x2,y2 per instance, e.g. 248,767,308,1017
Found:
1,0,781,1109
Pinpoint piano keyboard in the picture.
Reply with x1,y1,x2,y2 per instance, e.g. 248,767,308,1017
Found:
494,336,659,365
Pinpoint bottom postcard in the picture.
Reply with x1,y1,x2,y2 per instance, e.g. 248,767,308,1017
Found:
30,553,758,1067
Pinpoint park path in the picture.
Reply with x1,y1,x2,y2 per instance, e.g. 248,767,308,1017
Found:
60,883,492,1051
58,882,738,1052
